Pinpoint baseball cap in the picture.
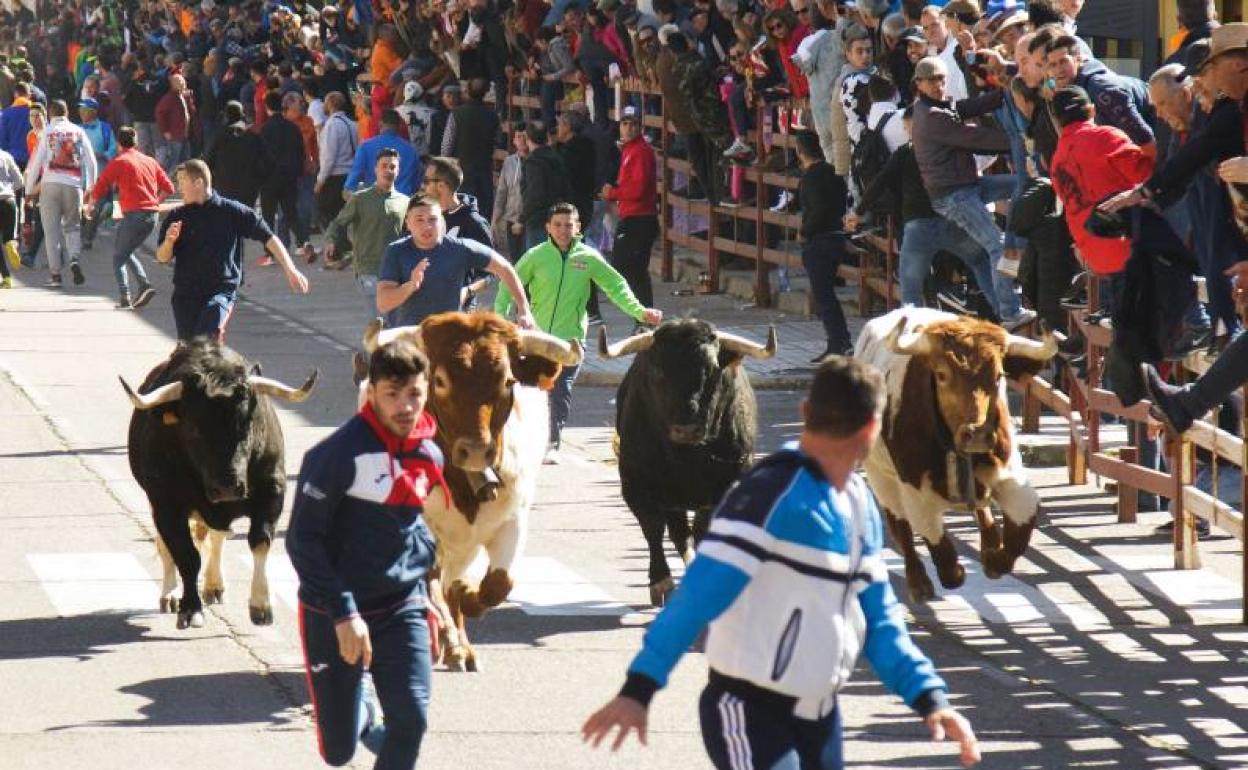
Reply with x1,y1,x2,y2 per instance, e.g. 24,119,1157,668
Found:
899,26,926,46
1051,85,1093,123
620,105,640,122
79,97,99,111
404,81,424,101
657,22,681,46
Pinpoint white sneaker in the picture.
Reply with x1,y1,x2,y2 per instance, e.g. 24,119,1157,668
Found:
770,190,793,212
997,254,1021,279
722,137,752,159
1002,308,1037,331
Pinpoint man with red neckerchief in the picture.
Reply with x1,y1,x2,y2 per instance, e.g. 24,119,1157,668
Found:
288,339,444,770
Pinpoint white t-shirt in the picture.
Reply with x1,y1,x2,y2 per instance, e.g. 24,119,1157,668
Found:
866,102,908,153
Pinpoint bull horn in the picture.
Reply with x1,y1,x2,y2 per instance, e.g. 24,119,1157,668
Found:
249,370,319,402
598,325,655,359
886,316,934,357
517,328,583,366
1006,332,1058,361
362,318,423,353
119,377,183,410
717,326,778,359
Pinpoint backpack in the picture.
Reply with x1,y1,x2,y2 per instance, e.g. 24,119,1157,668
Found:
851,110,897,214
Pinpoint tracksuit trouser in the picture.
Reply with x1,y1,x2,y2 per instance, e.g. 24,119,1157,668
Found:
39,182,82,276
700,672,844,770
299,600,431,770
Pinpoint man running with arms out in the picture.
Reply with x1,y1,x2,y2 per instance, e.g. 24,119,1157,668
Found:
288,339,442,770
157,159,310,342
583,357,981,770
376,195,535,330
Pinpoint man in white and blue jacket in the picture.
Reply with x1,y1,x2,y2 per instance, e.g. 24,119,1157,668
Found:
583,357,981,769
288,339,444,770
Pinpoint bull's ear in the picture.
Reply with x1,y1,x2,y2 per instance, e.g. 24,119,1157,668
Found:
512,356,563,389
1003,355,1046,382
249,363,262,377
717,349,745,369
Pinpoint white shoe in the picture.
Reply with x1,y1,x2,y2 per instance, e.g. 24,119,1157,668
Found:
722,137,752,159
1002,308,1037,331
770,190,793,212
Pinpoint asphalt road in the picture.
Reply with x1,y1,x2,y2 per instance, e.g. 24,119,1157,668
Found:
2,228,1248,770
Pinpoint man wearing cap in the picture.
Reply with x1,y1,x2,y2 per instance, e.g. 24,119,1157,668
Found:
78,97,117,251
1049,85,1153,312
911,55,1036,330
602,106,659,313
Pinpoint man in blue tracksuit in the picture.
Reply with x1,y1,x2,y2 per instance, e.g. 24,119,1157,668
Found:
288,339,443,770
583,357,981,769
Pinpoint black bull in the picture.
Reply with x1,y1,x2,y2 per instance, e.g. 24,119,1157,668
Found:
600,319,777,606
121,340,317,629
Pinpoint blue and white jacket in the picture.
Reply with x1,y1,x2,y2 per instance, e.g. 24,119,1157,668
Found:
623,445,949,720
287,403,445,622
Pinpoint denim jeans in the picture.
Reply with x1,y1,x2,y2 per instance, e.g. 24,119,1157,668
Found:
931,177,1022,320
157,139,190,176
1180,329,1248,419
357,273,393,326
898,217,998,309
549,363,580,448
113,211,156,297
539,80,563,128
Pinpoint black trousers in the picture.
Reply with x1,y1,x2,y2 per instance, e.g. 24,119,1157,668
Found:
262,179,309,248
0,197,15,279
316,174,349,231
612,215,658,308
801,233,852,354
460,165,495,224
685,132,721,204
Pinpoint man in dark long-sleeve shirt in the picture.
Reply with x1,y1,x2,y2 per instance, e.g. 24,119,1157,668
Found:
912,56,1033,330
795,132,853,362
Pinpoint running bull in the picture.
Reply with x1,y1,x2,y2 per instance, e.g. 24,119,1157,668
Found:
599,319,777,606
362,312,583,671
121,340,318,629
854,308,1056,603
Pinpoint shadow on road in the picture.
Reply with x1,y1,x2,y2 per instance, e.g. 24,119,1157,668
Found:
0,612,185,661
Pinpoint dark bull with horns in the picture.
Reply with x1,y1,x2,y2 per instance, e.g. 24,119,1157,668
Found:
122,340,318,629
601,318,777,606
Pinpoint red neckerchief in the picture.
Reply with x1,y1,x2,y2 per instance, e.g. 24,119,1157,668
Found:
360,402,449,506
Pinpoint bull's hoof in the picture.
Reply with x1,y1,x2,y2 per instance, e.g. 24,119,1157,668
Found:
249,604,274,625
159,596,179,613
937,562,966,590
445,645,468,672
479,569,514,608
177,610,205,629
465,648,481,673
982,549,1014,580
906,573,936,604
649,577,676,607
204,588,224,605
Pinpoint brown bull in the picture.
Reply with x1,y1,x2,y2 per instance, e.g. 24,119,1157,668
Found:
855,308,1056,602
362,312,582,670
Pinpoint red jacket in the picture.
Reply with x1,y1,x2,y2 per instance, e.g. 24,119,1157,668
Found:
155,90,196,142
1051,119,1154,275
778,24,811,100
92,148,175,212
606,134,657,219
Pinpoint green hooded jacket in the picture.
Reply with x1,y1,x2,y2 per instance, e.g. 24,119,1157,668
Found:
495,236,647,342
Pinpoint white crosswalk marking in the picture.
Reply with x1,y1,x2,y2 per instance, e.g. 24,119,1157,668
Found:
508,557,630,616
27,553,157,616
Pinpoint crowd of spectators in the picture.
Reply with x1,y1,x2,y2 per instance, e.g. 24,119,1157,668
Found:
1,0,1248,430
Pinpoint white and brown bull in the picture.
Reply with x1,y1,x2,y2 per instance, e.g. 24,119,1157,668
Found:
855,308,1056,603
361,312,582,671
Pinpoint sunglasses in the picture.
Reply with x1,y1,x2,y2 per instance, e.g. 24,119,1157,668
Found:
795,7,809,14
767,23,784,32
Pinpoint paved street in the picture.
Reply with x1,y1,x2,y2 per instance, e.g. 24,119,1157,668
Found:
3,230,1248,770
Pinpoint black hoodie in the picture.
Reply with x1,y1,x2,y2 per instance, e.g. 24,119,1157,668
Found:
204,122,271,205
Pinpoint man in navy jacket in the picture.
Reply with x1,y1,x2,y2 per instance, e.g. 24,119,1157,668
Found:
288,339,443,770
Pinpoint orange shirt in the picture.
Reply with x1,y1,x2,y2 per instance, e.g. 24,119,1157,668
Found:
355,103,374,141
295,114,318,173
370,40,402,87
26,128,39,159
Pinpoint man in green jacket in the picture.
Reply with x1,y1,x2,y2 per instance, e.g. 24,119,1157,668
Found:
497,202,662,463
